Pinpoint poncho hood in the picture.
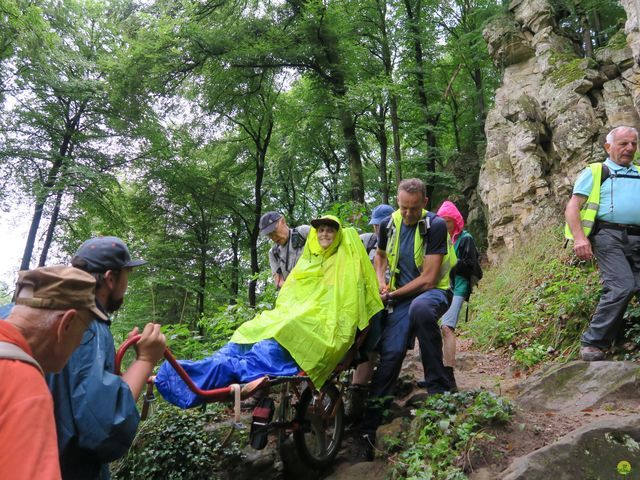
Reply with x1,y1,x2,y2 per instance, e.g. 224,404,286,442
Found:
231,215,383,387
436,200,464,243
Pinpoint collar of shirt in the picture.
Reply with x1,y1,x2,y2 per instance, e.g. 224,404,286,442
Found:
95,300,111,326
604,157,640,175
0,320,33,356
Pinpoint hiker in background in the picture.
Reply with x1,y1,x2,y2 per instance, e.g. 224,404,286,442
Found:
47,237,166,480
348,204,395,423
359,204,394,262
357,179,456,461
0,266,105,480
565,125,640,361
434,200,482,392
259,211,311,289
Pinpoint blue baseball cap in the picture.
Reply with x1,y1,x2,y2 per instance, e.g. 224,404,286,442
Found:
369,204,394,225
71,236,147,273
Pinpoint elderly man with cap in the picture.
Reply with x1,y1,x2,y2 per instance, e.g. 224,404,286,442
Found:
260,211,311,289
46,236,166,480
0,265,103,480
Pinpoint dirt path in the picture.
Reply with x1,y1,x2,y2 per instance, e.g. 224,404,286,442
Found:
321,339,637,479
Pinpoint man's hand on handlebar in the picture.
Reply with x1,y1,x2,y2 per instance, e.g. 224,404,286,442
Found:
127,323,166,364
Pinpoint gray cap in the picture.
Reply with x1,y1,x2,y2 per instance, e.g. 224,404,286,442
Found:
259,211,282,236
71,236,146,273
369,204,394,225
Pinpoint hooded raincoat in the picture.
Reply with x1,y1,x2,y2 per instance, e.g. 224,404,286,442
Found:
155,216,383,408
436,201,475,299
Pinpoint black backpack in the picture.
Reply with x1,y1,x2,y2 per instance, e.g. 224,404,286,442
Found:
456,233,483,298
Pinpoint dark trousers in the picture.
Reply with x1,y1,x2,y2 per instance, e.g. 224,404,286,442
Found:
361,288,451,434
582,228,640,349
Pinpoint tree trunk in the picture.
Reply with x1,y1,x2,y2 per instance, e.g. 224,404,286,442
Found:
20,156,64,270
580,15,593,57
37,187,64,267
248,122,271,307
314,10,364,204
403,0,439,204
197,243,206,331
373,104,390,204
339,107,365,203
390,95,402,189
230,222,240,304
20,102,85,270
377,0,402,190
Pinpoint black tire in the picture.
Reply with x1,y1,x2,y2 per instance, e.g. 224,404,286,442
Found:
293,383,344,469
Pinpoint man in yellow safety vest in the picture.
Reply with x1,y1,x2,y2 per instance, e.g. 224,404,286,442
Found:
357,178,456,461
565,125,640,361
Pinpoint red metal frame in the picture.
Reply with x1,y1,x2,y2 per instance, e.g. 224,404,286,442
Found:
115,326,370,403
115,334,234,401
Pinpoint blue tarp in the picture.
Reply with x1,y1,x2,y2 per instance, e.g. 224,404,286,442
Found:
155,339,300,409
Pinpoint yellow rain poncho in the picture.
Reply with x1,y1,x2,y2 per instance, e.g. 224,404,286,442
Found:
231,215,383,387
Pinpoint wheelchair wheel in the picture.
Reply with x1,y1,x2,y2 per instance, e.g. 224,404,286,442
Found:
293,383,344,469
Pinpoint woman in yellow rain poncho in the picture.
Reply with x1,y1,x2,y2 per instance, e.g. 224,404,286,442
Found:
155,215,383,408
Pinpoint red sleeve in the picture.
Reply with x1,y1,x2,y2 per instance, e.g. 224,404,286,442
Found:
0,361,61,480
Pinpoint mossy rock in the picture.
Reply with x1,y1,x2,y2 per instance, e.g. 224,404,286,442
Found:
516,361,640,412
547,56,597,88
502,416,640,480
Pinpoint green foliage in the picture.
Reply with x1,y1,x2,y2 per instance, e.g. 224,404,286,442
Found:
324,201,369,231
198,300,273,353
161,323,217,360
465,224,600,366
511,343,548,369
0,281,10,304
111,401,245,480
389,390,512,479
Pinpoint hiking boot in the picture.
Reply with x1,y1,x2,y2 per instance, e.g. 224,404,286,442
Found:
580,345,605,362
353,433,376,462
444,367,458,393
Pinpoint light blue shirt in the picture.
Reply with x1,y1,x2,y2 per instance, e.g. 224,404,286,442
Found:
573,158,640,225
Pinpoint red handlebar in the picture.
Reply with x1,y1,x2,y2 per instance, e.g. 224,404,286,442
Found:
115,334,235,401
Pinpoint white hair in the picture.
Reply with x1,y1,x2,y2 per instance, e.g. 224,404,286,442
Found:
606,126,639,145
11,305,65,330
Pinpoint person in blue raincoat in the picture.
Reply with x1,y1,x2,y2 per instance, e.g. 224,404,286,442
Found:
46,237,166,480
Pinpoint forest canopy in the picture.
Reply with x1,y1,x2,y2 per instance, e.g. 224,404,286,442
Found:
0,0,624,329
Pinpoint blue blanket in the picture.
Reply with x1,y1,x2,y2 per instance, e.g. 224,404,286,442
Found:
155,339,299,408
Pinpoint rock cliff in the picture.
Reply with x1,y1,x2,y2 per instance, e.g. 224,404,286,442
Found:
479,0,640,260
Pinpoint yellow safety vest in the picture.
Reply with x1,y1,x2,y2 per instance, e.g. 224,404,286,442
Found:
385,210,456,291
564,163,603,240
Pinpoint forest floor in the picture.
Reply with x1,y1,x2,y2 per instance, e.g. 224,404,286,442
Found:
321,338,637,479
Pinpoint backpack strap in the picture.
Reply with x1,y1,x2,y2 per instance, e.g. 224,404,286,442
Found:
366,233,377,252
0,341,44,376
600,163,609,185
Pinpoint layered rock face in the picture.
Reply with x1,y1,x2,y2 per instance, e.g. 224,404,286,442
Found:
479,0,640,260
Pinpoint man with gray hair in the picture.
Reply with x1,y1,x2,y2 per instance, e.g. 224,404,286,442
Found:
0,265,104,479
565,125,640,361
259,212,310,289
